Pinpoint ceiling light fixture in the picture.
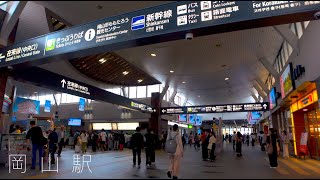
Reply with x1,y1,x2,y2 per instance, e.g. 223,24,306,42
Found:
99,58,107,64
151,53,156,57
170,70,174,73
303,109,308,112
198,95,200,98
122,71,129,75
34,92,38,94
137,79,143,83
225,77,229,81
182,81,186,84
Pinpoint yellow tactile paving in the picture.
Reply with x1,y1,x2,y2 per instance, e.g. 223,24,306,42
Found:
278,158,311,176
289,158,320,175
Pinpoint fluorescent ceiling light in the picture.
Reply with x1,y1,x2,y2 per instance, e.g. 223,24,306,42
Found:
170,70,174,73
99,58,107,64
198,95,200,98
122,71,129,75
303,109,308,111
182,81,186,84
137,79,143,83
151,53,156,57
225,77,229,81
34,92,38,94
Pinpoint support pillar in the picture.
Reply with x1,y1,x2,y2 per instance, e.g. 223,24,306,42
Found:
149,92,161,135
0,68,9,133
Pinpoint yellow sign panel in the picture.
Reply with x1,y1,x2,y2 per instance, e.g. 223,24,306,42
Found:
291,90,318,112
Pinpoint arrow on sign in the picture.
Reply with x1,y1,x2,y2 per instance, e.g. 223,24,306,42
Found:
162,109,166,113
61,79,66,88
263,104,267,109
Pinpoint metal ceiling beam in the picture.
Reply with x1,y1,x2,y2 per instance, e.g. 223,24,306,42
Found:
0,1,28,46
255,78,269,94
160,84,169,100
169,90,177,104
253,84,266,99
183,98,188,106
258,57,279,79
251,93,259,102
273,25,299,56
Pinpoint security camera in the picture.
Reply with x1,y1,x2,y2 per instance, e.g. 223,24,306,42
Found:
314,11,320,20
185,33,193,40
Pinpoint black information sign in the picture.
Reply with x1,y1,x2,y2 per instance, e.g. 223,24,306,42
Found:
160,102,269,115
0,1,319,67
11,67,155,113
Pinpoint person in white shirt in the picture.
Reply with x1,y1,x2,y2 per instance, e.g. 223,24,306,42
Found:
80,130,88,155
100,129,107,151
232,131,237,151
208,132,217,161
167,124,183,180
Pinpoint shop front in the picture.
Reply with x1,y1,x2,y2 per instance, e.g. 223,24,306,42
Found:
290,85,320,160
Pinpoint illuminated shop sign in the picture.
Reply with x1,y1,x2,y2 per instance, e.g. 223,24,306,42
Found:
291,90,318,112
1,1,319,67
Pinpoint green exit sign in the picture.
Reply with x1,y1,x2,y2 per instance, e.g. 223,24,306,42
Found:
188,124,193,129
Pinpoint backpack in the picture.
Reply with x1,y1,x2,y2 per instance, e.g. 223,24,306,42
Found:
165,133,178,154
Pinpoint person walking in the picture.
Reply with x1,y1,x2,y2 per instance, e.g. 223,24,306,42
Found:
108,132,114,151
232,131,237,151
80,131,88,155
57,125,66,157
246,134,250,146
145,128,156,167
99,129,107,151
208,132,217,161
114,131,120,150
261,131,267,151
182,134,186,149
281,130,289,159
188,132,194,148
26,121,46,170
131,127,144,168
166,124,183,180
236,132,243,157
91,131,99,152
250,133,256,147
267,128,278,168
47,127,58,166
119,131,125,150
201,130,209,161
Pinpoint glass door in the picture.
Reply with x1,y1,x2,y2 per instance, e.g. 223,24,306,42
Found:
306,110,320,159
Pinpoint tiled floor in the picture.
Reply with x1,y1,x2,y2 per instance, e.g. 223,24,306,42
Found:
1,142,320,179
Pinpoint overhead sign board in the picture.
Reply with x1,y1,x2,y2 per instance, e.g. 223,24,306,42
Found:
0,1,319,68
11,67,155,113
161,102,269,115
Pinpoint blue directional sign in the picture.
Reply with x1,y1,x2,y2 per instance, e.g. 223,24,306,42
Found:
131,15,145,30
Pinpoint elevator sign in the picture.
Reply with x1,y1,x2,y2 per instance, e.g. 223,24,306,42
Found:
0,1,319,67
160,102,270,115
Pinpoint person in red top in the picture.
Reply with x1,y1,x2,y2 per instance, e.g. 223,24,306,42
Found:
201,130,208,161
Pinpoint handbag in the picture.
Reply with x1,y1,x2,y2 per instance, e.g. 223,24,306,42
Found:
267,135,273,154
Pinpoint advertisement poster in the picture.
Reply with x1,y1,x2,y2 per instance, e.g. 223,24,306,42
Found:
269,87,277,109
44,100,51,112
188,114,196,124
79,98,85,111
179,114,187,122
13,97,40,115
280,64,294,99
299,132,308,154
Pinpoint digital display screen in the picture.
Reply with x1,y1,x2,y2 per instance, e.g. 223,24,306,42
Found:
195,115,202,126
189,114,196,124
13,97,40,115
79,98,85,111
280,63,295,99
179,114,187,122
269,87,277,109
68,118,82,126
251,111,261,120
44,100,51,112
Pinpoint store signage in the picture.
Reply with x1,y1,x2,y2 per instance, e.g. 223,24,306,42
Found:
11,67,155,113
1,1,319,67
290,89,318,112
188,124,193,129
161,102,269,115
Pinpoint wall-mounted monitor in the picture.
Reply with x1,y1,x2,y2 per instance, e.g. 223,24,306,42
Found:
280,63,295,99
269,87,277,109
188,114,196,124
195,115,202,126
251,111,261,120
44,100,51,112
68,118,82,126
179,114,187,122
13,97,40,114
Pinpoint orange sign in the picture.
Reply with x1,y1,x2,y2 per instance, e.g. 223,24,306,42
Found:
291,90,318,112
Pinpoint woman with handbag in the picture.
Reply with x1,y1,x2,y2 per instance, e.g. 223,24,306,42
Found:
281,130,290,159
267,128,278,168
236,132,243,157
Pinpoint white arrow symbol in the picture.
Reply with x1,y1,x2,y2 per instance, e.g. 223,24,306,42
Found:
263,104,267,109
0,53,5,59
61,79,66,88
162,109,166,113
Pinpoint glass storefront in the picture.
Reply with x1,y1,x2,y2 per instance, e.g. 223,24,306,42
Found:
305,109,320,159
222,126,253,136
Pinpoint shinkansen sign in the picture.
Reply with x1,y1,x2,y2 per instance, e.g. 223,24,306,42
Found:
0,1,319,67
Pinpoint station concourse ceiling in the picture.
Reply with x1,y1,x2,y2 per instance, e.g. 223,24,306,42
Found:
13,1,285,107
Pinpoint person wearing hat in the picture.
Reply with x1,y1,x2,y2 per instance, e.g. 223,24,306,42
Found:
57,125,66,157
48,127,58,165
